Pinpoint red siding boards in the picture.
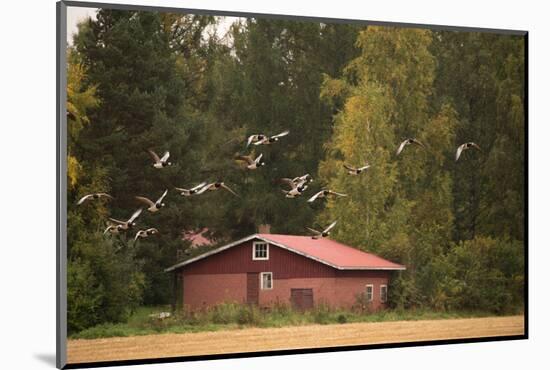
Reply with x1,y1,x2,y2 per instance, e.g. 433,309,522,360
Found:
183,240,335,278
174,236,402,311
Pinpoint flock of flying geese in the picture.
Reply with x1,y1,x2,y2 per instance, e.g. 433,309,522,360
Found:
77,130,482,242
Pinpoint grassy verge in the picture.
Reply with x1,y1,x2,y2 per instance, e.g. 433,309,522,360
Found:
70,303,522,340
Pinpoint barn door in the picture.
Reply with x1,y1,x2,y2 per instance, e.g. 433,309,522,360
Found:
291,288,314,310
246,273,259,305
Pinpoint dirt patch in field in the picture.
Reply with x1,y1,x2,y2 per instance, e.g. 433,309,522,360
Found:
67,315,524,364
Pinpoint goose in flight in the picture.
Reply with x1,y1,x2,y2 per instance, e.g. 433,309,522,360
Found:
456,142,482,161
104,224,123,235
246,134,267,147
77,192,114,206
135,190,168,213
175,182,207,197
292,173,313,185
195,182,239,197
343,163,370,175
108,208,143,230
396,138,425,156
134,228,159,241
235,153,265,170
307,189,347,203
249,130,290,146
278,178,308,198
307,221,338,239
148,149,172,168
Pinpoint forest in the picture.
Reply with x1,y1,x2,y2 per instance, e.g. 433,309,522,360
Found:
66,9,525,334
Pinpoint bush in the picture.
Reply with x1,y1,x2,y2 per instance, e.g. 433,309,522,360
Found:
237,305,261,325
337,314,348,324
312,304,332,325
210,303,240,324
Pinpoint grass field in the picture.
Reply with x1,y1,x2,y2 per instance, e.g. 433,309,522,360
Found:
70,304,520,340
67,315,525,364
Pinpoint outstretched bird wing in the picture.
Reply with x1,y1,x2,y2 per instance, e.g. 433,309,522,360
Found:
191,182,208,191
135,196,155,208
108,218,126,225
104,225,116,234
271,130,290,139
128,208,143,223
235,155,254,165
147,149,161,163
307,191,324,203
254,153,263,164
76,194,93,205
329,191,348,197
357,164,371,171
195,183,214,195
471,142,482,152
157,189,168,203
396,140,408,156
221,183,239,197
306,227,321,235
246,135,258,147
160,151,170,162
411,138,426,148
323,221,338,234
455,143,467,161
343,164,356,171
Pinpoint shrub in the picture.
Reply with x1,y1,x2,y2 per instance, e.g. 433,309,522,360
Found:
312,304,332,325
337,314,348,324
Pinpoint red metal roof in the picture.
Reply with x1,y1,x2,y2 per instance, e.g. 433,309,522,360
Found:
258,234,405,270
166,233,405,272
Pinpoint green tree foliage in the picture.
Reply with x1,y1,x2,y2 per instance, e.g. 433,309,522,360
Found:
67,11,525,333
430,32,525,241
67,46,145,333
317,27,523,312
73,10,217,306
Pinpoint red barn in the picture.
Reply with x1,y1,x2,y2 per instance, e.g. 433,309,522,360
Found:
165,234,405,311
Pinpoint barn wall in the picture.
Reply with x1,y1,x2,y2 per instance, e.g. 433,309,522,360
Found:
181,271,391,310
178,239,393,310
182,240,336,278
182,273,247,309
259,277,336,307
334,270,390,310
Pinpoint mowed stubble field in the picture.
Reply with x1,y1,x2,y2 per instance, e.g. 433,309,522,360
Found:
67,315,524,364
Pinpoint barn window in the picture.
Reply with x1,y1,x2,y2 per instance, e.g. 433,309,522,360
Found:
253,241,269,260
365,284,374,302
260,272,273,290
380,285,388,303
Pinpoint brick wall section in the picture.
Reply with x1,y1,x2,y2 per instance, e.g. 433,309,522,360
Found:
178,238,393,310
181,272,391,310
182,273,247,309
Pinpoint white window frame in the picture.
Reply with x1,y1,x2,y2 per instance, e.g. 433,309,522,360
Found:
252,241,269,260
260,272,273,290
365,284,374,302
380,284,388,303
